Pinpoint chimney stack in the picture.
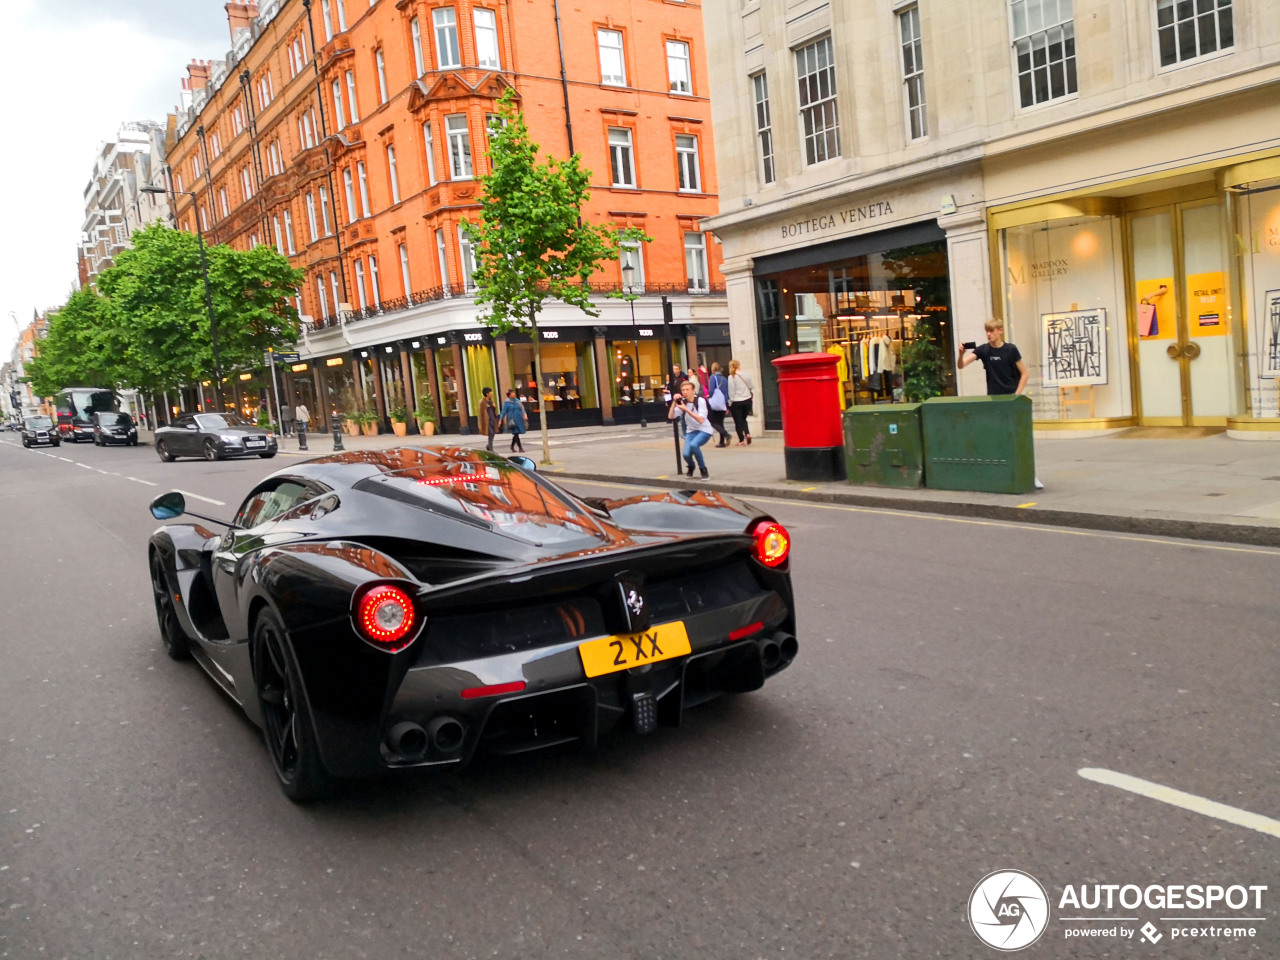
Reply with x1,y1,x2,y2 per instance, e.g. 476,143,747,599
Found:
225,3,260,41
186,60,211,90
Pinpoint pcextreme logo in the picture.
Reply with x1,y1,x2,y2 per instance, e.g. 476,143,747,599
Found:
968,870,1051,951
968,871,1268,951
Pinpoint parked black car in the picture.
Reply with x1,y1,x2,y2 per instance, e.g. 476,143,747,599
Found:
93,411,139,446
21,416,60,447
147,446,797,800
154,413,278,461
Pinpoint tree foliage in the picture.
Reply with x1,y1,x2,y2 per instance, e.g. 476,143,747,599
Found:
29,222,304,398
469,90,646,460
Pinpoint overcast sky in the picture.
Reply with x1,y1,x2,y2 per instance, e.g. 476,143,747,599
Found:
0,0,231,361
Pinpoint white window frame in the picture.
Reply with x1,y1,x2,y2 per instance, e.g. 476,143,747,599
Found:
232,105,244,136
369,254,381,307
423,122,438,185
446,114,473,179
608,127,635,188
676,134,700,192
899,5,928,140
330,271,341,314
354,259,368,310
345,70,360,122
332,79,346,128
319,185,332,235
474,8,500,68
336,0,347,32
458,224,477,291
317,275,330,319
1009,0,1078,109
751,72,775,184
795,35,840,166
399,242,413,298
306,193,319,243
619,238,644,292
199,205,209,231
219,186,230,217
375,48,388,104
434,7,461,69
666,40,691,94
411,17,425,75
387,144,400,203
1155,0,1233,70
598,29,626,86
344,167,358,221
435,229,450,292
242,167,254,200
321,0,333,41
273,214,284,254
284,208,296,253
685,231,708,292
357,160,371,215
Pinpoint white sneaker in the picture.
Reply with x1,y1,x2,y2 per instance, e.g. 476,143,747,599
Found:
1033,477,1044,490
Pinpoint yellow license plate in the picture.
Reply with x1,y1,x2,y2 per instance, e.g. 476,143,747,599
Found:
578,621,692,678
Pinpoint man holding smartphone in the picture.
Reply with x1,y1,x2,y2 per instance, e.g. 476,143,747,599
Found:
957,318,1042,489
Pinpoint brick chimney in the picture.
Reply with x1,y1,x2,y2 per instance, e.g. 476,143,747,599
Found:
225,3,260,40
186,60,211,90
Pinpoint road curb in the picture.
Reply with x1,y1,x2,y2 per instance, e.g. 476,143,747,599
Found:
551,471,1280,548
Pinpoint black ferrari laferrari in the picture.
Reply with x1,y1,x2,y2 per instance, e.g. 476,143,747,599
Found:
147,446,797,800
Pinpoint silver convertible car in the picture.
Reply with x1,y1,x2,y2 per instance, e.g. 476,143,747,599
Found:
155,412,278,462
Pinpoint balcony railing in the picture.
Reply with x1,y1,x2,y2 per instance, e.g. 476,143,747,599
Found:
304,280,725,332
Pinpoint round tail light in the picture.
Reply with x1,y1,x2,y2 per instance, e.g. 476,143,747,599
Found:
751,520,791,568
354,584,417,652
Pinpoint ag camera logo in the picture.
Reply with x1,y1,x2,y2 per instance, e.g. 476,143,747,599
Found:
969,870,1050,951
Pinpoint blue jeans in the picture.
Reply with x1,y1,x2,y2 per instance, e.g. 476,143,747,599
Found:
682,430,711,471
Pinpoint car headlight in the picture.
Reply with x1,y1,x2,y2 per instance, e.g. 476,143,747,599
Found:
220,434,241,443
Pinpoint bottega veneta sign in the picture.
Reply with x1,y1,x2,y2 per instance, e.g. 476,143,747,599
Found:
781,200,894,239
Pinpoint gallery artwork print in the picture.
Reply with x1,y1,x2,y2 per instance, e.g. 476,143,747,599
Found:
1263,288,1280,379
1040,309,1108,387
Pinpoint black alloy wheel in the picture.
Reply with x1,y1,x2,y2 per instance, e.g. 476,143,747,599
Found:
203,439,222,462
150,553,189,660
156,440,174,462
21,439,29,448
253,609,331,801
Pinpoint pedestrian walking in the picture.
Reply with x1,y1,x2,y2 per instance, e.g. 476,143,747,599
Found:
500,389,527,453
706,362,731,447
727,359,754,445
668,380,714,479
957,318,1042,489
294,402,310,433
280,402,294,437
479,387,499,452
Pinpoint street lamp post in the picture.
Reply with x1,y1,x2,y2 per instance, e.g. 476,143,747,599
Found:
141,185,223,411
621,262,645,427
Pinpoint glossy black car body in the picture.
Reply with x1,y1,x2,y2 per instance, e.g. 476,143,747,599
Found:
93,411,139,446
21,416,60,447
148,446,797,800
154,412,278,461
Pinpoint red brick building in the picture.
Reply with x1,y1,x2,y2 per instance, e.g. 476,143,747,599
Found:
165,0,726,431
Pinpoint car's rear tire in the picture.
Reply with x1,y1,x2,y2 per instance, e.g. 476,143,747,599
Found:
259,451,277,459
252,608,332,802
203,439,222,462
156,440,174,462
150,553,190,661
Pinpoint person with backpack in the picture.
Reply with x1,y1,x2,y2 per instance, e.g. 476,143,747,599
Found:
706,362,732,447
727,359,754,445
668,380,714,479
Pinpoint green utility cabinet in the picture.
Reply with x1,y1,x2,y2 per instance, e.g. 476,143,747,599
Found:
843,403,924,488
920,395,1035,494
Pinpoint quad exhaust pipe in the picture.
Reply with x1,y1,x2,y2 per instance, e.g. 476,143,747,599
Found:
758,632,798,673
386,716,467,762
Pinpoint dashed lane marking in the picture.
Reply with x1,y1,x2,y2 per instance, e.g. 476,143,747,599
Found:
1079,768,1280,840
174,489,226,506
126,477,158,486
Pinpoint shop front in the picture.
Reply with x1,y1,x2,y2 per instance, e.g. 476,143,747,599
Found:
990,153,1280,431
503,328,601,429
751,221,955,430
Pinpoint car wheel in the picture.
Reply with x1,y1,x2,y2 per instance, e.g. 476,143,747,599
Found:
130,438,138,447
52,440,60,447
259,451,277,459
156,440,174,462
203,439,223,462
21,439,29,448
252,608,332,802
150,553,190,661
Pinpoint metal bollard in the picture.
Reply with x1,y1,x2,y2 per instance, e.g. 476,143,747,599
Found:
297,420,308,451
331,413,345,451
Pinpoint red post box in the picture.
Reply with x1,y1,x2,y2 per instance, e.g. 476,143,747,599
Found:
771,353,847,481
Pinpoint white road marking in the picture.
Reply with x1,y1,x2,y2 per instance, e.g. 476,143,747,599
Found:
174,489,226,506
75,463,93,470
58,457,74,462
1079,768,1280,839
126,477,158,487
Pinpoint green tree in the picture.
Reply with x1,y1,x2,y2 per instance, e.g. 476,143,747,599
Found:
468,90,644,462
24,288,123,398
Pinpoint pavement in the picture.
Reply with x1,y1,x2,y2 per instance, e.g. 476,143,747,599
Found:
142,421,1280,546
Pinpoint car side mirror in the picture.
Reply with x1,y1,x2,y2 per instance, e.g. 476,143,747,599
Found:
150,491,186,520
507,455,537,472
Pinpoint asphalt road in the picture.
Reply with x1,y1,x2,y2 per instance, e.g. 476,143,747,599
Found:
1,435,1277,959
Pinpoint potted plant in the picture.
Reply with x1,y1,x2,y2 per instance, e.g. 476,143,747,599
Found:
358,410,379,437
342,413,362,436
390,403,409,437
901,324,947,403
415,393,437,437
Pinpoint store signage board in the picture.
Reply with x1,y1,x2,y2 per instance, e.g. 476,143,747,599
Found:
1040,309,1108,387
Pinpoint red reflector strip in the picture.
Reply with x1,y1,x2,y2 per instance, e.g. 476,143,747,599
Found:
415,475,472,486
729,622,764,641
460,680,527,700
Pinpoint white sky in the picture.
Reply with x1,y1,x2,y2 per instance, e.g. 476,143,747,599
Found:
0,0,230,361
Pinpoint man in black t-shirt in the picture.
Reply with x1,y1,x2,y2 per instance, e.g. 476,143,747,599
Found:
958,319,1029,396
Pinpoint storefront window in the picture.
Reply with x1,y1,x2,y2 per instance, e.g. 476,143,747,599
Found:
1001,217,1132,420
378,350,407,416
355,353,379,413
607,338,665,406
755,239,952,429
1236,178,1280,417
436,350,461,418
507,341,598,411
409,349,433,413
463,345,497,418
322,357,357,417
